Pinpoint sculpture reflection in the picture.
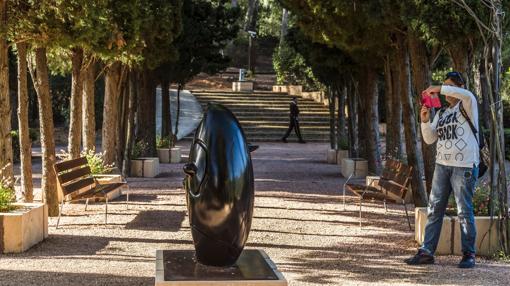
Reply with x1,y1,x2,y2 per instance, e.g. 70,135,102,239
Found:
183,103,255,266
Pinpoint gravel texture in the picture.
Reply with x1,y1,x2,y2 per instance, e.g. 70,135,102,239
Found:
1,141,509,286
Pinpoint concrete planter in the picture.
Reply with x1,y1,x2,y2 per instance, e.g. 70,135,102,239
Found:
131,157,160,178
272,85,303,96
157,148,171,163
233,81,253,92
336,150,349,166
414,207,501,256
170,147,182,163
327,149,337,164
93,174,125,201
341,158,368,179
288,85,302,96
272,85,288,93
0,203,48,253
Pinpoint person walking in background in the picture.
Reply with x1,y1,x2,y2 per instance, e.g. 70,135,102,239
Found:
282,97,305,143
405,71,480,268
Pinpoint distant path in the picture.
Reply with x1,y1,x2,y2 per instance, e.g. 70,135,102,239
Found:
155,88,203,140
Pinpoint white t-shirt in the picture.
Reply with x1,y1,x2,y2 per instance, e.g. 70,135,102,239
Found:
420,85,480,168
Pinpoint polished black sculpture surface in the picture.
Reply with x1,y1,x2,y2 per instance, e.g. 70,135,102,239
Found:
183,103,255,266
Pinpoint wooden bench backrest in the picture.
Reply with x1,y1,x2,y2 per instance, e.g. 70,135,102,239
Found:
381,159,400,181
54,157,94,196
379,161,413,200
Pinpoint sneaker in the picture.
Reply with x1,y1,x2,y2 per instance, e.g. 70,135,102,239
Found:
404,249,435,265
298,140,306,144
281,138,288,143
458,253,475,268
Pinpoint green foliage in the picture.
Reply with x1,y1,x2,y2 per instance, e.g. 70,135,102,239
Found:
272,41,320,90
448,182,500,216
57,149,114,175
83,149,115,175
156,136,175,149
338,137,349,150
156,0,241,85
132,140,149,159
0,165,16,213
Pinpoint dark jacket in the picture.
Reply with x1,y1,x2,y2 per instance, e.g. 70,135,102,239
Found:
290,101,299,118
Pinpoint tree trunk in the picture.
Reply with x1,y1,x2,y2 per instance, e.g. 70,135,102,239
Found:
16,43,33,202
174,84,182,139
280,8,289,46
116,76,128,170
328,87,336,149
102,62,124,165
337,84,347,144
161,80,171,138
244,0,259,32
396,34,428,207
384,57,396,159
28,48,58,216
122,70,137,177
67,48,84,158
136,70,157,157
82,58,96,151
347,80,358,158
448,41,474,89
0,0,13,184
479,60,491,131
408,32,436,195
358,66,382,175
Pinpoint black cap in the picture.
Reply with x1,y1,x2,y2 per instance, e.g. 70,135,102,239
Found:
445,71,465,86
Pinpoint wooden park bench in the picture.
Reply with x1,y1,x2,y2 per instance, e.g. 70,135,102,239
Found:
53,157,128,228
343,159,413,230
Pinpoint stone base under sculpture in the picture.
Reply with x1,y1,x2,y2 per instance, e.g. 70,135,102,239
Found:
155,249,287,286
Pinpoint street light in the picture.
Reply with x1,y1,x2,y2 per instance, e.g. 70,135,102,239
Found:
247,30,256,74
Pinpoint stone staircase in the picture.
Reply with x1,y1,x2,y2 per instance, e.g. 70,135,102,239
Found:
190,90,331,142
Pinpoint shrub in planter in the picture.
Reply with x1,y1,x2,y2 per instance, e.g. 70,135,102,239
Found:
132,140,149,159
57,149,115,175
0,172,16,213
447,182,499,216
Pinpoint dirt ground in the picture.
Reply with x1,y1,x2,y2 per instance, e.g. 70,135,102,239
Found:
1,141,509,286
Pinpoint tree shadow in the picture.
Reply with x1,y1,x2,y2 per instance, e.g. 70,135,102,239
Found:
0,269,153,286
125,210,186,231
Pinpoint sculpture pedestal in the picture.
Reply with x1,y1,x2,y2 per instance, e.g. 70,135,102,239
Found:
155,249,287,286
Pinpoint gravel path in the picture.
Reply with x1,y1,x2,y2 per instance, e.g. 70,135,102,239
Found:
2,141,509,285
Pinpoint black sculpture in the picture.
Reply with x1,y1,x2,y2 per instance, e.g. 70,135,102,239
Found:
183,103,255,266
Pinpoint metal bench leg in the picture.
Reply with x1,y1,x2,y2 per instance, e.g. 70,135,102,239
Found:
56,201,65,229
383,199,388,213
85,198,89,211
403,199,412,231
105,197,108,225
126,192,129,210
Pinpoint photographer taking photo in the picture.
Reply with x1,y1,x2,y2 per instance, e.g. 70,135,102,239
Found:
405,71,480,268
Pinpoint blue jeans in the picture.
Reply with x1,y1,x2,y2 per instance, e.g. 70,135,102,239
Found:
420,163,479,255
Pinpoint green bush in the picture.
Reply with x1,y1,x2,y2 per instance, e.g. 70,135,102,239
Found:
273,41,320,91
156,136,174,149
132,140,149,159
57,149,114,175
447,182,499,216
338,137,349,150
0,165,16,213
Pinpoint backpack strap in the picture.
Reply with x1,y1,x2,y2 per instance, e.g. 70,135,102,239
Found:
458,103,481,147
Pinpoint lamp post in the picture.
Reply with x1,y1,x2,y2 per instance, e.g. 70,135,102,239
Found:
247,30,256,74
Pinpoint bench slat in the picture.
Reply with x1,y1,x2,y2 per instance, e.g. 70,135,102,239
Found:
54,157,88,173
63,177,95,195
58,166,92,185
